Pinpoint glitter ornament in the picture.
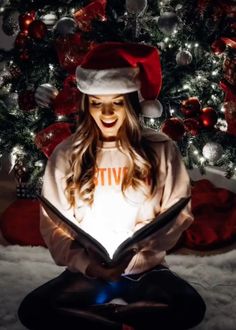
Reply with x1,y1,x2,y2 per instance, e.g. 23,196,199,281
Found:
183,118,200,136
157,12,179,35
176,50,192,66
125,0,147,15
2,8,19,36
35,83,59,108
6,91,18,109
202,142,223,163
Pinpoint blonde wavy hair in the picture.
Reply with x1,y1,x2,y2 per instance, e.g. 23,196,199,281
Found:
65,91,159,207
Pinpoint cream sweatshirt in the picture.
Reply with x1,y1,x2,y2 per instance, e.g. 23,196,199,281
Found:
40,128,193,276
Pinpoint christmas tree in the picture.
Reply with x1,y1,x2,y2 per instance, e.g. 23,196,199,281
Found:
0,0,236,199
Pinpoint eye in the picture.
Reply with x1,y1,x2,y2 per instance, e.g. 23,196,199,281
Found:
91,101,102,107
113,100,124,106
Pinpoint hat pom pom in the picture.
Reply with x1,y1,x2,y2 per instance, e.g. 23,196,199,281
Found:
140,99,163,118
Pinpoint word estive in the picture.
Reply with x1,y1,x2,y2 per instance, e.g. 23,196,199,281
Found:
94,167,151,186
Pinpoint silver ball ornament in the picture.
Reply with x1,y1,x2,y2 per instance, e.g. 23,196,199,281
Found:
176,50,192,66
125,0,147,15
157,12,179,35
202,142,223,163
53,17,77,37
35,83,58,108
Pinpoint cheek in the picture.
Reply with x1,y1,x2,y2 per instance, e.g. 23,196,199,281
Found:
89,109,99,121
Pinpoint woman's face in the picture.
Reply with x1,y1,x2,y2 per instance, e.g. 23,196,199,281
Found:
88,94,126,141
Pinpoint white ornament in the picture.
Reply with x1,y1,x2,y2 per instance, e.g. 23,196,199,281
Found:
202,142,223,163
176,50,192,66
126,0,147,15
35,83,58,108
141,99,163,118
40,12,58,29
157,12,179,35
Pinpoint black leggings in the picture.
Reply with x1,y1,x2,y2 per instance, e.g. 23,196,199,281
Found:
18,265,206,330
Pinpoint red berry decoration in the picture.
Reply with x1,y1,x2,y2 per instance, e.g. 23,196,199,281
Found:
19,13,35,32
180,97,201,117
161,118,185,141
14,32,31,49
19,49,30,62
199,107,218,128
28,20,47,40
184,118,200,136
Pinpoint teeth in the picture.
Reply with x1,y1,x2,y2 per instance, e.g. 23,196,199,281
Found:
102,120,116,124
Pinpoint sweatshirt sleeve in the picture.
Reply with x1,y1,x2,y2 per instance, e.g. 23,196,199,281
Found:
140,139,193,254
40,140,90,274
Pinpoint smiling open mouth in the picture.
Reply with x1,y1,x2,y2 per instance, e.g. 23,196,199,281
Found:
101,119,118,128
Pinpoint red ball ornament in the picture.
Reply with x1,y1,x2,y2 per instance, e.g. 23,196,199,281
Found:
199,107,218,128
18,90,37,111
183,118,200,136
19,13,35,32
28,20,47,40
180,97,201,117
161,118,185,141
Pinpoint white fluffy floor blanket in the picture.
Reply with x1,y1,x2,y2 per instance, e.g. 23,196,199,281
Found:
0,245,235,330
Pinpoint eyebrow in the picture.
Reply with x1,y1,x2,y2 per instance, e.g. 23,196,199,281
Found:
90,95,123,100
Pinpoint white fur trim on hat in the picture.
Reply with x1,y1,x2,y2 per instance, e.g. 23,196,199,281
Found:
76,66,141,95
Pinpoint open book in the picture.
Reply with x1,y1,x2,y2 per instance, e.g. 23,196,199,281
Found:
38,195,190,267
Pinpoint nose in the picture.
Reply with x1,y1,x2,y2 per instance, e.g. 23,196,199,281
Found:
101,103,114,116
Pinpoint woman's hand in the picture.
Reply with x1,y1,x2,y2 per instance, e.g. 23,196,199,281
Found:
86,249,136,282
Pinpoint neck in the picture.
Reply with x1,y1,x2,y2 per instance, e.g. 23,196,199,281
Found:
101,136,117,142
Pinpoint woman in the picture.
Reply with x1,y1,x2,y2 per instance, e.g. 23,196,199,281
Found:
18,42,206,330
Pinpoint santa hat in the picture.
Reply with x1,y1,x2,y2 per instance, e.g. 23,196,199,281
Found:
76,42,163,118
